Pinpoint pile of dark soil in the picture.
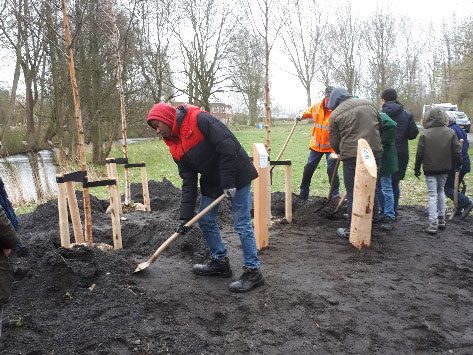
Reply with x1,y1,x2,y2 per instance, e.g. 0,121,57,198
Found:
2,182,473,354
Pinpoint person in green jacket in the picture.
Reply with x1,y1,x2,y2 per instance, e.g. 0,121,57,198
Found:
377,112,398,230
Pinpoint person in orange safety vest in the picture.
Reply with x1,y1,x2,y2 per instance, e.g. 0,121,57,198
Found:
297,86,339,200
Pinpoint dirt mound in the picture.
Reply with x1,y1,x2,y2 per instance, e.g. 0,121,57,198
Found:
2,182,473,354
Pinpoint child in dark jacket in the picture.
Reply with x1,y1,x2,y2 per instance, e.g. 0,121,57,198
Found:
415,108,462,234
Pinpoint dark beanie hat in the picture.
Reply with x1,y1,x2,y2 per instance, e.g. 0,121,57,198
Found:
325,86,334,96
381,88,397,102
147,102,176,128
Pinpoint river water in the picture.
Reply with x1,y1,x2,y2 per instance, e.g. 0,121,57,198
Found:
0,150,57,204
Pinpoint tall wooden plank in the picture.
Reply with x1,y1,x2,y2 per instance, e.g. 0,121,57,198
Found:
109,180,122,250
350,139,377,249
65,181,84,244
56,175,70,248
284,164,292,223
141,163,151,211
253,143,270,249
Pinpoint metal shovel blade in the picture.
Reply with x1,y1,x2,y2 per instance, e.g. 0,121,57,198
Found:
134,261,151,273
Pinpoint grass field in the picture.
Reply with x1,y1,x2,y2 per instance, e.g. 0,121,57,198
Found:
15,121,473,213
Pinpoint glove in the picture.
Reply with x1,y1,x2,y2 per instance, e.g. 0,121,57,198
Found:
224,187,237,199
175,221,192,235
295,115,302,122
414,170,421,179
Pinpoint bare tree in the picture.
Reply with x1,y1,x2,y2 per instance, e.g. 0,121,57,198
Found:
282,0,326,106
363,10,398,100
329,2,362,95
228,27,264,125
173,0,235,111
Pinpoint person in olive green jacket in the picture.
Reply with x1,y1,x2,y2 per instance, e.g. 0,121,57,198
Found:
377,112,398,229
0,204,18,307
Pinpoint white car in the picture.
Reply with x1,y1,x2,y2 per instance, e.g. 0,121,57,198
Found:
445,111,471,133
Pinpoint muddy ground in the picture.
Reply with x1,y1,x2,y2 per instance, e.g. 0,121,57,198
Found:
1,179,473,354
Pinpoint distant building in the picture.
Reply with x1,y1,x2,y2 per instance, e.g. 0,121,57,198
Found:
210,102,233,126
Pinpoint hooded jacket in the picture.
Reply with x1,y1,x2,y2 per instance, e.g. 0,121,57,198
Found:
448,122,470,174
328,89,382,160
300,99,334,153
163,105,258,220
0,205,18,305
379,112,398,176
415,108,462,176
381,101,418,180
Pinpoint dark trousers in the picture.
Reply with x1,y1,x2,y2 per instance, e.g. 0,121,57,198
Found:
343,154,381,227
300,149,340,198
392,176,401,214
444,171,470,210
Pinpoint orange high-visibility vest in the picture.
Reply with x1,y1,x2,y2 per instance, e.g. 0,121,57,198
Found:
301,100,334,153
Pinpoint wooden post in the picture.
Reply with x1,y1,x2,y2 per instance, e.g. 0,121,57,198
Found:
64,181,84,244
108,179,122,250
284,163,292,223
350,139,378,249
56,175,70,248
106,158,122,214
141,163,151,211
61,0,92,246
253,143,270,249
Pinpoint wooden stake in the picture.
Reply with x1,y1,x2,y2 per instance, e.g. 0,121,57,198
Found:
109,179,122,250
350,139,378,249
141,163,151,211
64,181,84,244
284,163,292,223
253,143,270,249
61,0,92,246
108,0,130,206
107,158,122,214
56,175,70,248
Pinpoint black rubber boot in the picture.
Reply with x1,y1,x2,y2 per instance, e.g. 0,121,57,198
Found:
228,267,264,293
192,257,232,278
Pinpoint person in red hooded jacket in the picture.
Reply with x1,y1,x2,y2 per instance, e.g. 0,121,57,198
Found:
146,102,264,293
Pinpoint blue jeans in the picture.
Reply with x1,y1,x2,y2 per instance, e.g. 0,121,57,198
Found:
300,149,340,198
425,174,448,223
198,184,260,269
377,175,395,219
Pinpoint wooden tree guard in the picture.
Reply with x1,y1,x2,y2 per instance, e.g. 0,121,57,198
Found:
107,179,122,250
350,139,378,249
253,143,270,249
140,162,151,211
106,158,123,214
61,0,92,246
64,181,84,243
284,164,292,223
56,174,70,248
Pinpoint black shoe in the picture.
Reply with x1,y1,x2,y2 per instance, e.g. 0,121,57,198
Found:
228,267,264,293
193,257,233,278
438,217,446,230
380,216,395,231
461,201,473,220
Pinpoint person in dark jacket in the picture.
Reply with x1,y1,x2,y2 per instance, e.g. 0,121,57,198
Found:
415,108,462,235
377,112,398,229
381,89,419,215
445,114,473,219
146,102,264,293
328,87,383,238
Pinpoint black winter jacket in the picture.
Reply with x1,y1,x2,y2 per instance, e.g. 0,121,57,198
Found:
174,107,258,220
381,101,419,180
0,205,18,305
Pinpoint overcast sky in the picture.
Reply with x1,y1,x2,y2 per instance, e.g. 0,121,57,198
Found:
0,0,472,113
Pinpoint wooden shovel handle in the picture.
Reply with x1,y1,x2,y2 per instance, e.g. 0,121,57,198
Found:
146,194,226,265
270,120,298,173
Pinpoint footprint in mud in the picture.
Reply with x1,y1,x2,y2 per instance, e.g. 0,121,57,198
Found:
403,324,447,351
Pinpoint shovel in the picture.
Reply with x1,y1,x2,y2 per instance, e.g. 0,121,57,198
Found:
449,139,463,221
134,194,226,273
315,156,341,212
270,120,298,173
